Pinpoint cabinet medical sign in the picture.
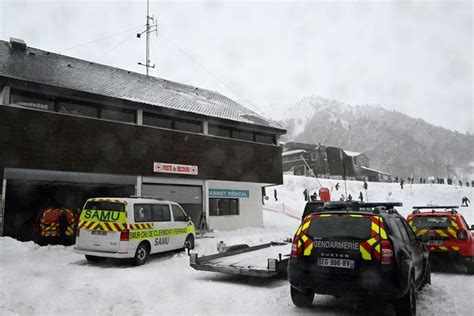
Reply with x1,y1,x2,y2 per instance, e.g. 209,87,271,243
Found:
209,189,250,198
153,162,198,175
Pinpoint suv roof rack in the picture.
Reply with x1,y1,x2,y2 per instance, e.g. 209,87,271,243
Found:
412,205,459,209
321,201,402,208
307,201,403,215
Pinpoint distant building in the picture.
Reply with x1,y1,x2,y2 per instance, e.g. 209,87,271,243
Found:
282,142,391,182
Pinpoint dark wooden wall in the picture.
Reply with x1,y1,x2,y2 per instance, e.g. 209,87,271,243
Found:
0,106,283,184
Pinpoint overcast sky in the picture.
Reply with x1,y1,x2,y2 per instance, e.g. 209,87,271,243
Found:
1,0,472,133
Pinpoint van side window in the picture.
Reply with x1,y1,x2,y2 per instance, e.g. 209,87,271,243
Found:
152,204,171,222
134,204,153,222
171,205,187,222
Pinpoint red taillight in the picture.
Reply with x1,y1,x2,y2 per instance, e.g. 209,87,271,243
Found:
120,229,129,241
290,237,301,258
380,240,393,265
457,230,467,241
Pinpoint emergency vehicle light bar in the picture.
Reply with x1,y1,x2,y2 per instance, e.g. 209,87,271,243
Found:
321,202,403,208
412,205,459,209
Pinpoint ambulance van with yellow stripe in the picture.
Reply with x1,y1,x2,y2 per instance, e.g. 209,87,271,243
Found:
74,197,195,265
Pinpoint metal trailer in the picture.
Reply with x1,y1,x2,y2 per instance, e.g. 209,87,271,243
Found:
189,241,291,278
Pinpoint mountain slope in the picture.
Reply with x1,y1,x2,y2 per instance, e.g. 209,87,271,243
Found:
274,96,474,180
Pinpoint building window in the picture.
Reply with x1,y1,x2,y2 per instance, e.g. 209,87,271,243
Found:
294,165,306,176
10,90,55,111
311,152,319,161
209,198,239,216
255,133,275,145
101,107,136,123
174,118,202,133
232,129,254,141
208,124,231,138
143,112,173,129
59,100,98,118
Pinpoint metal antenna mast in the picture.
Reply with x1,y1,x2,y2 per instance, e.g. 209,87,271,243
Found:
137,0,157,76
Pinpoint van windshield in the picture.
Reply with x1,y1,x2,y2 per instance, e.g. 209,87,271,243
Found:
308,215,372,240
83,201,125,212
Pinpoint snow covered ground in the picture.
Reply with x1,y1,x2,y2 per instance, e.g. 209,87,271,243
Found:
1,175,473,315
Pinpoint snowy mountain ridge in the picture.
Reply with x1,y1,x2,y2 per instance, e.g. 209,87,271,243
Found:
268,95,474,180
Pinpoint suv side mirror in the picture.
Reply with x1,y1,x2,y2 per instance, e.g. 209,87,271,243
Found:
418,235,430,243
470,225,474,230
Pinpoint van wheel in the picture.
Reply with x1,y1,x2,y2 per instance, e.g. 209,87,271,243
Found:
85,255,103,263
395,277,416,316
184,235,195,250
290,286,314,307
133,242,150,266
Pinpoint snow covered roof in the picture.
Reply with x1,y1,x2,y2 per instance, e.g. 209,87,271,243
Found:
343,150,362,157
0,40,284,132
358,165,391,175
282,149,306,156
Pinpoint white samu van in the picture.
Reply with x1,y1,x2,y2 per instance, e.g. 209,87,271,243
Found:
74,197,196,265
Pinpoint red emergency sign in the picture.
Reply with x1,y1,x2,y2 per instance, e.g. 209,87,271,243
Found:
153,162,199,175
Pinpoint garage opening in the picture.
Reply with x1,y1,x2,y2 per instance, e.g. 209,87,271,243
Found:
142,184,203,228
3,168,135,243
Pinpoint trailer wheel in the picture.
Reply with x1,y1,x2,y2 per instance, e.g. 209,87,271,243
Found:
290,286,314,307
133,242,150,266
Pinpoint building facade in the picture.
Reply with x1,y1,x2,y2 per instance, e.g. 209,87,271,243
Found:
0,38,286,240
282,142,390,181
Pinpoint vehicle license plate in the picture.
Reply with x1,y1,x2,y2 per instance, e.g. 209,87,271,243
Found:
427,240,443,246
318,257,354,269
91,230,107,236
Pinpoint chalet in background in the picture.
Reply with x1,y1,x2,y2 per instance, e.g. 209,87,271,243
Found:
281,141,391,182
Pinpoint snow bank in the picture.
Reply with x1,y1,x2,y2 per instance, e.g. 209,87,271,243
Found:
265,175,474,225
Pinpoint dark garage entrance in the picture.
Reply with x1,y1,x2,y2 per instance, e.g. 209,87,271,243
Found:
2,168,135,242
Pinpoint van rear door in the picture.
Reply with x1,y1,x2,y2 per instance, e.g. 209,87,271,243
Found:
76,199,127,253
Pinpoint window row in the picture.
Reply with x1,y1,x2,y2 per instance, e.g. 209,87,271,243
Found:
10,90,277,144
133,203,188,223
207,123,276,145
10,90,136,124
